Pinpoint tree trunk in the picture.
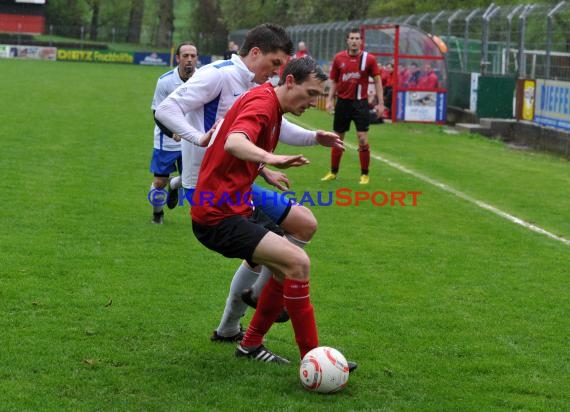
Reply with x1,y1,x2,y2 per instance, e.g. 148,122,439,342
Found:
194,0,228,55
156,0,174,48
126,0,144,43
45,0,84,38
89,1,100,41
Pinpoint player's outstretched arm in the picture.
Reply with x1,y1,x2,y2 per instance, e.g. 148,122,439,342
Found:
279,119,342,150
268,154,310,169
315,130,345,150
225,133,309,169
259,168,291,191
279,118,317,146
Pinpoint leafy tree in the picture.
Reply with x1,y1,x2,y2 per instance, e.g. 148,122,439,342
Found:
45,0,88,38
219,0,268,31
317,0,370,21
127,0,145,43
191,0,228,54
156,0,175,47
45,0,567,50
219,0,370,30
86,0,101,41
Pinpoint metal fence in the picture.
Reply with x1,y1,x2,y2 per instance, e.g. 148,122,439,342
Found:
285,1,570,81
4,2,570,81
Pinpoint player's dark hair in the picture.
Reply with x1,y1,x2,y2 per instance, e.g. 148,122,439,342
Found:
346,28,361,39
278,57,327,86
240,23,293,57
176,42,197,56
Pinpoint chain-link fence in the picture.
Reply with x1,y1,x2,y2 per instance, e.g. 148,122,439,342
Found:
285,2,570,81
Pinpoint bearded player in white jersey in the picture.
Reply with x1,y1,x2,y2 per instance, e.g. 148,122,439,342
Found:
156,24,341,345
149,42,198,224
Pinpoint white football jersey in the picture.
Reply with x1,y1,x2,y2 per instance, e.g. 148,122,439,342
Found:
151,68,184,151
160,54,257,188
156,54,317,188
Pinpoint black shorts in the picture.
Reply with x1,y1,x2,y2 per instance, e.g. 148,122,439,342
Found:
192,207,285,267
333,98,370,133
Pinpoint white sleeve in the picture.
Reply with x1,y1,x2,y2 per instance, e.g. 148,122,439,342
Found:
150,80,161,111
279,117,318,146
151,78,169,111
155,68,223,145
155,96,202,145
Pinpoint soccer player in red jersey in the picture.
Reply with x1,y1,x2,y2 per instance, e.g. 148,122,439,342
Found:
417,64,440,89
191,58,355,370
294,41,310,59
322,28,384,185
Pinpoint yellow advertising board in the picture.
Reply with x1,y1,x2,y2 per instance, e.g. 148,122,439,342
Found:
521,79,535,121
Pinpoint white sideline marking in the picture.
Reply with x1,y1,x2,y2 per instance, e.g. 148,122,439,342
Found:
344,142,570,246
289,115,569,246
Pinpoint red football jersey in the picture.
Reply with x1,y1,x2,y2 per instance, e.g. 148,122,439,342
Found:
380,66,394,88
191,83,282,225
329,50,381,100
417,71,439,89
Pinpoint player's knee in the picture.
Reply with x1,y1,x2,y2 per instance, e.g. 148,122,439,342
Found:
357,136,369,147
153,176,168,188
283,206,317,241
298,207,318,239
284,249,310,281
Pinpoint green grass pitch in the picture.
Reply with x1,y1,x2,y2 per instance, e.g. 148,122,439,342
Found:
1,59,569,411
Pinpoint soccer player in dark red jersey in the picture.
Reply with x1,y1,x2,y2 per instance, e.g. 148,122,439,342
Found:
322,28,384,185
191,58,355,371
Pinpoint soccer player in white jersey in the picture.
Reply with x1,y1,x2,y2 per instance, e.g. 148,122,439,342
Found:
156,24,340,343
149,42,198,224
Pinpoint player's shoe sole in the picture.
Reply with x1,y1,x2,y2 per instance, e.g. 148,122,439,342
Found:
210,329,244,343
235,344,290,364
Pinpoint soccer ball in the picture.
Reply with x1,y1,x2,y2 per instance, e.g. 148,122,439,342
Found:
299,346,349,394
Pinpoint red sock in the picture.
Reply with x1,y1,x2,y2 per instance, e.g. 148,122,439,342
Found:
240,277,283,348
358,143,370,174
331,147,344,173
284,279,318,358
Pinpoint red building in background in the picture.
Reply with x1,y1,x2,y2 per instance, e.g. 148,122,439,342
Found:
0,0,46,35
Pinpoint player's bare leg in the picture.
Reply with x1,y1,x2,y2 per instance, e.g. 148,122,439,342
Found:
237,232,316,363
214,205,317,338
237,233,358,372
246,205,315,300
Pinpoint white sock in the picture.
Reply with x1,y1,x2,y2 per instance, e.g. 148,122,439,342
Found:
251,266,273,300
215,262,259,337
150,183,163,214
169,175,182,189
